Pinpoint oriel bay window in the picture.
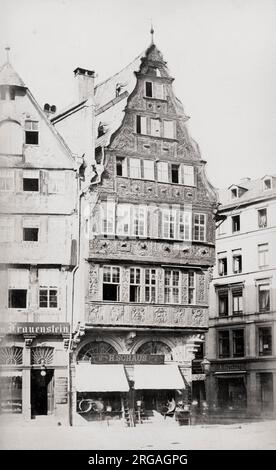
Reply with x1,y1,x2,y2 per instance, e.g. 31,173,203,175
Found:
194,213,206,242
258,327,272,356
188,272,195,304
133,206,147,237
116,157,127,177
101,201,115,235
102,266,120,301
129,158,141,179
129,268,141,302
145,268,156,302
162,208,191,241
164,270,180,304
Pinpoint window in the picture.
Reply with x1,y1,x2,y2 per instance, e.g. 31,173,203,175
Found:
194,213,206,241
164,270,180,304
23,227,38,242
129,158,141,179
231,187,238,199
101,202,115,235
116,204,130,236
145,81,153,97
263,178,272,191
258,327,272,356
102,266,120,301
23,178,39,192
258,208,267,228
39,289,58,308
162,209,176,239
129,268,141,302
150,118,161,136
0,169,14,191
232,215,240,233
144,81,164,99
218,256,228,276
143,160,155,180
163,121,174,139
48,172,65,194
116,157,127,177
171,164,180,183
183,165,195,186
179,211,192,241
25,121,39,145
258,283,270,312
132,206,146,237
188,272,195,304
157,161,169,183
232,288,243,315
8,290,27,309
258,244,269,268
145,268,156,303
136,116,147,134
218,290,229,317
218,331,230,358
232,251,242,274
0,218,14,243
232,329,244,357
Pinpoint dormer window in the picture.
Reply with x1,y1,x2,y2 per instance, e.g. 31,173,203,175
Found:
25,120,39,145
263,177,272,191
144,81,164,100
145,81,153,97
231,187,238,199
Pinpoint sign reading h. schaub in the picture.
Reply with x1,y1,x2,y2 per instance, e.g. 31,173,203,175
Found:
0,322,70,336
88,354,164,364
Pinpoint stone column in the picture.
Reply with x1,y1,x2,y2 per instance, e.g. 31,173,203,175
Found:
22,339,33,421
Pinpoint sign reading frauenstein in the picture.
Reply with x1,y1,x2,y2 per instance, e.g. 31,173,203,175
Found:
0,322,70,335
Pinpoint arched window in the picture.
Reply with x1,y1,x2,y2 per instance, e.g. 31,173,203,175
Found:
77,341,117,362
0,120,23,155
0,347,23,365
136,341,172,360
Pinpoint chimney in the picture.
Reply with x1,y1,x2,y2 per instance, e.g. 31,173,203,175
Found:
74,67,95,102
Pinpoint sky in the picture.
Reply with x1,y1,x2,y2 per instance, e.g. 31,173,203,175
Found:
1,0,276,189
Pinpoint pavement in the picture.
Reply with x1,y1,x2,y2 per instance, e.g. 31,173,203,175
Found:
0,419,276,450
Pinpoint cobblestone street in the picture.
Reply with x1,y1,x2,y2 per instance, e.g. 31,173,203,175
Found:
0,420,275,450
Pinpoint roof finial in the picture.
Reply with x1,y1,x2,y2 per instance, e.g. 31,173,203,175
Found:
5,46,10,63
150,21,154,45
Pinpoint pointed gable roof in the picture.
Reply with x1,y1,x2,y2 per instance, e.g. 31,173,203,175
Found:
0,62,26,87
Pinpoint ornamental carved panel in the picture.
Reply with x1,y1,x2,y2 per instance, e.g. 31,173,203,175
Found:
89,264,99,298
196,273,206,304
86,303,208,329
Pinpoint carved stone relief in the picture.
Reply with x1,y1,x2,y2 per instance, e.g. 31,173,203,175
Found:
89,264,99,297
153,307,168,324
131,307,145,323
197,273,206,304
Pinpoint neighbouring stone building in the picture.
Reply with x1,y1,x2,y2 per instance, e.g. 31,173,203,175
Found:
206,175,276,419
53,37,217,426
0,59,79,424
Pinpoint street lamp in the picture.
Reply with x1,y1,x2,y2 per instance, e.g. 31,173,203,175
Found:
201,357,211,375
40,359,47,377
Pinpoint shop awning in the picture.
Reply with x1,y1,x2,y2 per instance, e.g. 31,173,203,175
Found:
75,364,129,392
134,364,185,390
0,370,22,377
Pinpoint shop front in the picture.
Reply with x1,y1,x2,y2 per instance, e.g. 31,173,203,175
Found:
0,322,70,424
73,342,188,426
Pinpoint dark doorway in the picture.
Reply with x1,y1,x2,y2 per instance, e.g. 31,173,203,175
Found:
31,369,54,416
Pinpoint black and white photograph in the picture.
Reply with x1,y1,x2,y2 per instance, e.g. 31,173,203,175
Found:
0,0,275,455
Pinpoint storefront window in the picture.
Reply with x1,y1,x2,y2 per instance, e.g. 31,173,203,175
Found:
0,375,22,414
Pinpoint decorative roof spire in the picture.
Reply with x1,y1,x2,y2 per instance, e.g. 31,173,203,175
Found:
5,46,10,63
150,22,155,45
